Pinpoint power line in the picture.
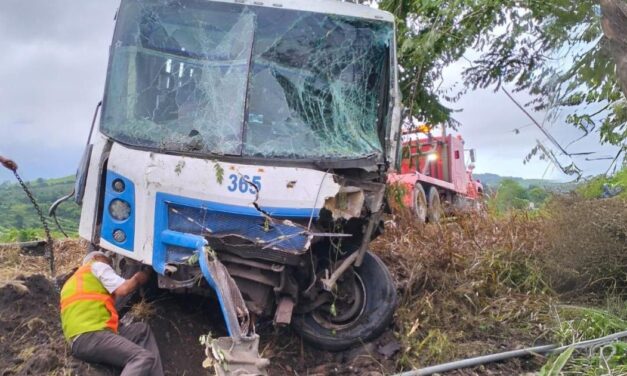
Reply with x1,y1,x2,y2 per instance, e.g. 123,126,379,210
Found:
500,87,570,155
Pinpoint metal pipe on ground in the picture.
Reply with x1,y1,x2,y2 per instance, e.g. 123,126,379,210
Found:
394,330,627,376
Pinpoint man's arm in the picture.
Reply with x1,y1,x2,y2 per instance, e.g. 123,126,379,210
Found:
0,156,17,171
112,270,151,299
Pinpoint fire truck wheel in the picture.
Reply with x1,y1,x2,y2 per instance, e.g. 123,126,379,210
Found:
413,184,427,222
292,252,397,351
427,187,443,223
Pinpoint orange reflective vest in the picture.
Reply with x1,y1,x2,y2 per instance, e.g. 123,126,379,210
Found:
60,263,119,341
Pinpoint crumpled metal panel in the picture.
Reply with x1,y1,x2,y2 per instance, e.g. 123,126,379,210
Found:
168,203,311,254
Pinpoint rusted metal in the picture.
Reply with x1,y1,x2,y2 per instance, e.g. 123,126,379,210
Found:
226,264,280,287
355,209,384,267
320,251,359,292
273,297,295,325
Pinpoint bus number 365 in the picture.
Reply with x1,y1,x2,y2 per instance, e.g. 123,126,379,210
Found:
227,174,261,194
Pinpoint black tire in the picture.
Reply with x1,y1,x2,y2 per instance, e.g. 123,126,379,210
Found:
292,252,397,351
427,186,443,223
413,184,427,222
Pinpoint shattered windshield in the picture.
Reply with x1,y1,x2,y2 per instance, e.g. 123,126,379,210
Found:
101,0,393,160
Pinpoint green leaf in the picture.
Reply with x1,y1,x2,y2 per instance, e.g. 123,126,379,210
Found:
213,162,224,185
539,347,575,376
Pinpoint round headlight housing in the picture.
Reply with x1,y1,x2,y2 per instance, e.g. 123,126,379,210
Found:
109,199,131,221
112,179,126,193
113,229,127,243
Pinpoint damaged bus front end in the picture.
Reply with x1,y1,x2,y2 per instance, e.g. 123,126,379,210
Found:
75,0,401,373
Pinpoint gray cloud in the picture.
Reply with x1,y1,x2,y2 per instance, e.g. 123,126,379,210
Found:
0,1,118,182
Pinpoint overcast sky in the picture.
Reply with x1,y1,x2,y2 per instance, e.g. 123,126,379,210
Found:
0,1,622,184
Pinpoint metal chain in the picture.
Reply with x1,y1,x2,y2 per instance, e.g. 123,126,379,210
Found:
13,170,55,276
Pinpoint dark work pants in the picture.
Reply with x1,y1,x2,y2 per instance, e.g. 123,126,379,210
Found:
72,322,164,376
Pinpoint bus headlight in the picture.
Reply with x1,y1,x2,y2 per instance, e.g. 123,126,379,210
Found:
113,229,127,243
109,199,131,221
112,178,126,192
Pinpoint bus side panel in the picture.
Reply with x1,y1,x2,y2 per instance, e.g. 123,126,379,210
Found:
78,135,110,243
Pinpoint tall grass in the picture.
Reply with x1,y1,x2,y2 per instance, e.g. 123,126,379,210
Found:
373,191,626,373
373,212,553,370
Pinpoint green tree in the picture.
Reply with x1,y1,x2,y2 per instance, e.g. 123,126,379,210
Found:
527,185,549,204
493,178,529,212
380,0,626,151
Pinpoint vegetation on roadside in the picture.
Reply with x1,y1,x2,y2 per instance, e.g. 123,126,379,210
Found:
541,305,627,375
486,167,627,215
489,178,550,213
375,189,626,374
577,167,627,199
374,212,554,371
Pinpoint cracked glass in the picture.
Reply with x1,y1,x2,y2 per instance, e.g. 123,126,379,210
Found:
101,0,393,160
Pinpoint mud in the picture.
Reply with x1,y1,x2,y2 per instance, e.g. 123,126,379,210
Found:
0,272,396,376
0,274,113,376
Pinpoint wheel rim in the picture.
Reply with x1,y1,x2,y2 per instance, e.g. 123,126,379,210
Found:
415,188,427,221
429,193,443,222
312,271,367,330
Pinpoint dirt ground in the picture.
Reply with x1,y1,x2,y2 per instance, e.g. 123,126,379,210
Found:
0,268,399,376
2,240,399,376
0,217,564,376
0,273,535,376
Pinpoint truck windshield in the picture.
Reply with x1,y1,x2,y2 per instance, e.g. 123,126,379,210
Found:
101,0,393,160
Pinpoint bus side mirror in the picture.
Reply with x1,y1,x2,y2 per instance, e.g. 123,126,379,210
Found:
469,149,476,163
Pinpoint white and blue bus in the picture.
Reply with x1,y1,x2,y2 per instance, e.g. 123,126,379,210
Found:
70,0,401,372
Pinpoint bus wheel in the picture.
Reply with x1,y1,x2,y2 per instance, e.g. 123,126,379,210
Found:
427,187,443,223
292,252,397,351
414,184,428,222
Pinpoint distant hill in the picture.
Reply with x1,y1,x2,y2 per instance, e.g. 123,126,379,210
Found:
0,175,79,241
474,173,574,191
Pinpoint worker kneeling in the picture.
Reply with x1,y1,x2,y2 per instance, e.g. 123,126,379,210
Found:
60,251,164,376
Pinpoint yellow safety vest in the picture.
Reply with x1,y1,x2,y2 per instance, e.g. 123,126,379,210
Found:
60,263,119,341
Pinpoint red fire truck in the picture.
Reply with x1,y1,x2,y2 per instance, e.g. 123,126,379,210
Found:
388,126,483,222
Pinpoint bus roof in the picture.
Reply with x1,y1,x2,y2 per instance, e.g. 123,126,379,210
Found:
205,0,395,22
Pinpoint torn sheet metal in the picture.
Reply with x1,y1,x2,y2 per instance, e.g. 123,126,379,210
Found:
199,247,269,376
199,245,250,337
168,203,313,264
323,186,365,220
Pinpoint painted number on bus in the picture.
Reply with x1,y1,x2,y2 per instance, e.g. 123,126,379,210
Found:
227,174,261,194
